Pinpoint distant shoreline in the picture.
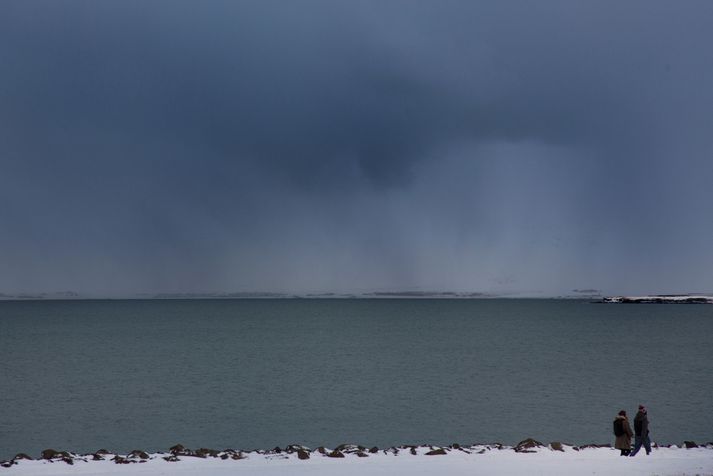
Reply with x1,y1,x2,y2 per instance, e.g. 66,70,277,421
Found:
0,295,594,301
0,291,597,301
0,290,600,300
4,289,713,302
602,295,713,304
2,294,713,302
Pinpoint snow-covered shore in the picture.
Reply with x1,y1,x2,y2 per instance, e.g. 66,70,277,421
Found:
3,442,712,476
603,294,713,304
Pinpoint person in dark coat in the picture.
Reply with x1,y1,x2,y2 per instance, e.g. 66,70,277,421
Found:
614,410,634,456
629,404,652,456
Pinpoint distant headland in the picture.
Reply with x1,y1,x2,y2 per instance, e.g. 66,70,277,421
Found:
602,295,713,304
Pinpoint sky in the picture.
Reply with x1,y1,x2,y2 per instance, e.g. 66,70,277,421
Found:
1,1,712,296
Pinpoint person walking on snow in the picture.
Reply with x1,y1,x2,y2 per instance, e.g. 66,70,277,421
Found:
613,410,634,456
630,405,652,456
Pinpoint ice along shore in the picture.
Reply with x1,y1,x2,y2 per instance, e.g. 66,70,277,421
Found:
602,294,713,304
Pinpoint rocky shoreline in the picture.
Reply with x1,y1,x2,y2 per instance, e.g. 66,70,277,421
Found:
3,439,712,468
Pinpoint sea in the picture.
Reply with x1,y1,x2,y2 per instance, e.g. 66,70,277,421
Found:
1,298,711,459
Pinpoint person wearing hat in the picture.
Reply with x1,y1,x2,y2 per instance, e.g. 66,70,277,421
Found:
613,410,634,456
629,405,652,456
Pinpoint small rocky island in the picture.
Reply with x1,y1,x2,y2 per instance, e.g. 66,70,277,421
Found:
603,295,713,304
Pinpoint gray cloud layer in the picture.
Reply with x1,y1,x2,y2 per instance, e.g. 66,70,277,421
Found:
2,1,712,295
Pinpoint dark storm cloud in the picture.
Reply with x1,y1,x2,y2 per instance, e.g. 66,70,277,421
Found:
1,1,713,295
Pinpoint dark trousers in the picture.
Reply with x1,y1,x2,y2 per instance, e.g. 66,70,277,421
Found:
629,434,651,456
619,449,631,456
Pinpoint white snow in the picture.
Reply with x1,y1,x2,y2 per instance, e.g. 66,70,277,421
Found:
4,446,713,476
603,294,713,303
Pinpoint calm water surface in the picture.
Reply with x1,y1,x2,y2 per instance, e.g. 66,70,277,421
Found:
1,299,711,458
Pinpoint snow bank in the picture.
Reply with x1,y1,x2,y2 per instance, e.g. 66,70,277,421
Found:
3,442,712,476
603,295,713,304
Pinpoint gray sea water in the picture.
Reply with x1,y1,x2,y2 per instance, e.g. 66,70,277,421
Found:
1,299,711,459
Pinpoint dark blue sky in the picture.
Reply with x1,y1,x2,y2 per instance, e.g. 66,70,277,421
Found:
2,1,712,296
